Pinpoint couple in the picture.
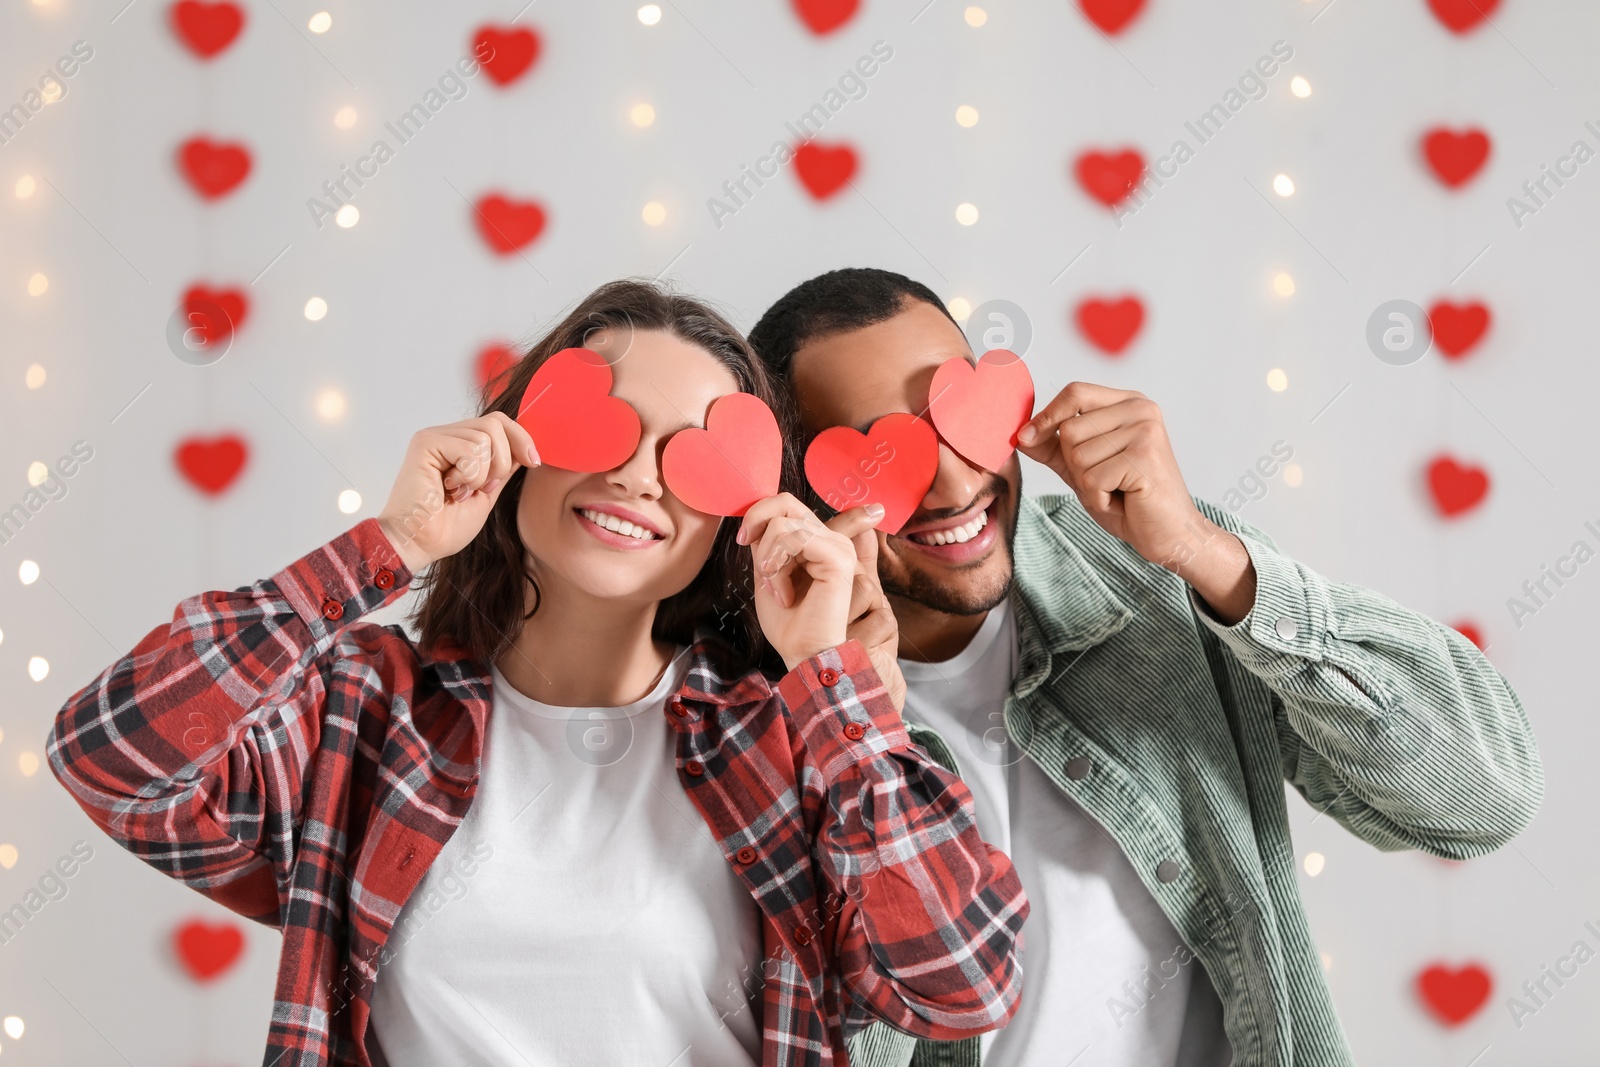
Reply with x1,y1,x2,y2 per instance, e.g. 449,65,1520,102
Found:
49,270,1542,1067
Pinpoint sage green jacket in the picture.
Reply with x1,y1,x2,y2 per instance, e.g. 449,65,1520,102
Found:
849,493,1542,1067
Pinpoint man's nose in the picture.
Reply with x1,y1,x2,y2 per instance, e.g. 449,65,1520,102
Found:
921,444,985,511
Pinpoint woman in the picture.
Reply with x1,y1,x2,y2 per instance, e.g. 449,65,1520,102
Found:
48,280,1027,1067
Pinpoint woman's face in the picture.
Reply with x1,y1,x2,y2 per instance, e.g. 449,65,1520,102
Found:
515,327,740,610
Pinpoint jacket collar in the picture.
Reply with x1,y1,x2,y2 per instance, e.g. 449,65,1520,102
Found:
1007,495,1137,698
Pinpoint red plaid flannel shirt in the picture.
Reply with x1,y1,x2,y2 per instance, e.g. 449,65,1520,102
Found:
48,518,1027,1066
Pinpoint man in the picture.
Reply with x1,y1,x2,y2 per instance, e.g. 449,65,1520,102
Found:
747,268,1542,1067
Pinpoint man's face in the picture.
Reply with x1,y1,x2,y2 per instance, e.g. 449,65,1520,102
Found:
790,298,1022,618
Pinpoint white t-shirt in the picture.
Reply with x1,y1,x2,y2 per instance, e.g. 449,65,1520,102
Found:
899,601,1232,1067
368,649,765,1067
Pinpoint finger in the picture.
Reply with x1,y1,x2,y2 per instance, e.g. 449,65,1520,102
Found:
1060,424,1139,481
487,410,540,468
737,492,817,548
825,504,883,580
463,417,518,491
431,429,496,494
846,595,898,654
753,516,831,579
1016,381,1141,447
1054,397,1158,452
1075,452,1139,515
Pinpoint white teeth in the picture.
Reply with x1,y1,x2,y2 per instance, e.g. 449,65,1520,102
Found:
579,508,660,540
910,509,988,546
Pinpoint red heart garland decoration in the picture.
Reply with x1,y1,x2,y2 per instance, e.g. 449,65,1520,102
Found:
171,1,245,58
805,414,938,535
178,137,252,199
1451,621,1485,650
473,25,540,87
1075,296,1145,355
474,194,546,254
792,0,859,34
515,348,641,473
175,919,245,982
1427,456,1490,518
1427,0,1500,33
1429,300,1490,359
475,342,521,395
183,285,248,347
176,435,249,496
1417,963,1492,1025
1423,127,1491,188
793,141,859,200
928,350,1036,474
1079,0,1146,34
661,394,783,517
1074,149,1144,207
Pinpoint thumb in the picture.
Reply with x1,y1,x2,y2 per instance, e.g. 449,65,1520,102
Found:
826,503,884,567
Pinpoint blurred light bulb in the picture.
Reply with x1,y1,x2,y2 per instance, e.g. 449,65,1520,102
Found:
642,201,667,226
338,489,362,514
1283,463,1303,487
335,204,359,227
1290,76,1311,98
1266,368,1288,392
955,105,979,127
18,752,39,777
334,106,358,129
947,298,972,321
19,560,39,585
315,388,346,422
638,4,662,25
955,202,979,225
964,6,987,26
1321,953,1333,971
0,845,16,869
27,657,48,682
25,363,45,389
15,175,36,199
27,272,48,296
304,297,328,321
3,1014,23,1039
1303,852,1325,876
630,103,655,127
1273,272,1295,297
41,81,62,103
1273,173,1295,197
308,11,332,33
27,462,48,486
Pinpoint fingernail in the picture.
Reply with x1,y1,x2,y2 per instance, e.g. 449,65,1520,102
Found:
735,526,748,545
865,503,885,519
1017,423,1038,444
483,478,502,495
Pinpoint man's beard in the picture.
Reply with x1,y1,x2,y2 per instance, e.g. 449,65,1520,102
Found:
879,475,1019,617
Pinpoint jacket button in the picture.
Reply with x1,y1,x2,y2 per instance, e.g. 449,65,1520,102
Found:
793,925,813,946
321,597,344,621
1274,616,1299,640
843,721,866,741
1156,859,1182,883
374,567,395,590
735,846,757,865
669,700,689,718
818,667,840,686
685,759,705,777
1064,756,1093,781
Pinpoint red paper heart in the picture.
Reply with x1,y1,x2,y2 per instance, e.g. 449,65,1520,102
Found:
475,342,521,395
792,0,859,33
1429,300,1490,358
1427,0,1499,33
793,141,858,200
473,25,540,86
1078,0,1145,34
1451,621,1485,650
1423,127,1491,188
183,285,248,347
474,194,546,254
1074,149,1144,207
171,1,244,58
928,350,1036,474
1075,296,1145,355
175,919,245,982
1427,456,1490,518
178,137,252,199
661,394,782,517
515,348,641,473
805,414,938,535
1417,963,1492,1025
177,435,249,496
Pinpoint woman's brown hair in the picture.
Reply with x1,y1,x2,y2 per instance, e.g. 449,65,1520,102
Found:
408,278,800,677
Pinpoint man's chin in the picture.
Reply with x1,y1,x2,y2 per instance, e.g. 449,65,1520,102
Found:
883,555,1013,617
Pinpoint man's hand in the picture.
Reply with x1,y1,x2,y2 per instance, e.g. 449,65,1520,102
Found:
826,505,906,713
1016,382,1257,625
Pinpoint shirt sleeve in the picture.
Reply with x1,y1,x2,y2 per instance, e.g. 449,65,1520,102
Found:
774,641,1029,1040
45,518,415,922
1189,498,1543,859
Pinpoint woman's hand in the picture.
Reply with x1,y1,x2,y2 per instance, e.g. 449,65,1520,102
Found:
738,494,887,674
829,507,906,712
377,413,539,572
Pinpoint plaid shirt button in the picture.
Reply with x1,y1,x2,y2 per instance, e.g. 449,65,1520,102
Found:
793,925,813,946
817,667,840,686
735,846,757,864
685,759,705,777
843,721,866,741
321,598,344,621
669,700,689,718
374,568,395,590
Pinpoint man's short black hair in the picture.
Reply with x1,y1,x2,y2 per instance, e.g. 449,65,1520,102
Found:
747,267,956,380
